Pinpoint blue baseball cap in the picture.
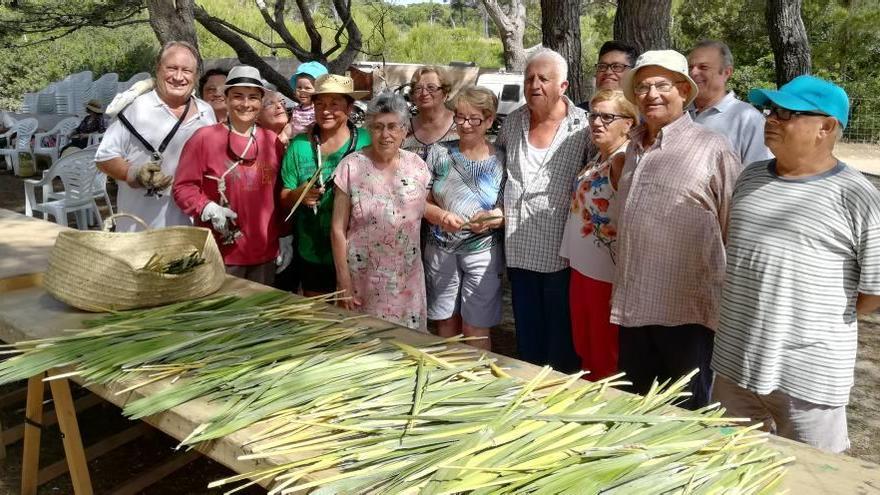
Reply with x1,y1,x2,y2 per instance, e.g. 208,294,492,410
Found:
748,75,849,129
290,61,329,87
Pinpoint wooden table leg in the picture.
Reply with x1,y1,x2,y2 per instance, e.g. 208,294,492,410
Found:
48,375,93,495
21,374,45,495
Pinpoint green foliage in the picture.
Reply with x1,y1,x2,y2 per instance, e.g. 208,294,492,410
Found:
0,19,157,110
385,23,503,67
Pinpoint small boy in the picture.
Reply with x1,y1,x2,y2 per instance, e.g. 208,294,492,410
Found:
289,61,329,136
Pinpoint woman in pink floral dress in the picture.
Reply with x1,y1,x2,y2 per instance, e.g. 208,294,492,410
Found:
559,89,637,379
331,93,431,331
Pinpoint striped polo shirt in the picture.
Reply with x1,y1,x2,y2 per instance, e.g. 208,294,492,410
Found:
711,159,880,406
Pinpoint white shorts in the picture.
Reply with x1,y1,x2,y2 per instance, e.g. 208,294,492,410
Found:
424,243,504,328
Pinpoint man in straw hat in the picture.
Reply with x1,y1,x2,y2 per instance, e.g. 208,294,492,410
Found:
612,49,742,409
712,76,880,452
95,41,216,231
279,73,370,296
173,65,293,285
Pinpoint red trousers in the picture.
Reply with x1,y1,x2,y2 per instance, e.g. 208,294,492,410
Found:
569,270,618,381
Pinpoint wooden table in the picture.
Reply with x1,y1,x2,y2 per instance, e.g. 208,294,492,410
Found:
2,209,879,494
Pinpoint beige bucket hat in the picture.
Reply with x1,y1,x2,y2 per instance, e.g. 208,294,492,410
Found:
85,99,105,114
312,74,370,99
621,50,699,107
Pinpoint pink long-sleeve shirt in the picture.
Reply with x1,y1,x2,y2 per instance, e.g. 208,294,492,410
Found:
173,123,286,266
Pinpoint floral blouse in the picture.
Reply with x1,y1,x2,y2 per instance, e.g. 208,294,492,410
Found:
559,142,627,283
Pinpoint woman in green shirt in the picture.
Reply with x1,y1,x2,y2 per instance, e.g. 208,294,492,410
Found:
280,74,371,296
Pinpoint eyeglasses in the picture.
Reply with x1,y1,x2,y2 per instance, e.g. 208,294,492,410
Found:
633,80,683,95
262,99,284,109
453,115,484,127
412,84,442,94
762,105,828,121
595,63,631,74
368,122,405,133
588,112,630,125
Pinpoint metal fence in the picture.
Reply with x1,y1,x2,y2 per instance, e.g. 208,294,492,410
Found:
845,97,880,144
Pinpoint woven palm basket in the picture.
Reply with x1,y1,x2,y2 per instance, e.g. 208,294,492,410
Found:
43,214,226,312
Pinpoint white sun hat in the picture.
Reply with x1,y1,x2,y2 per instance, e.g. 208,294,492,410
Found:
621,50,699,107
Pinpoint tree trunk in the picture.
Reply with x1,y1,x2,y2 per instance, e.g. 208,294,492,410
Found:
765,0,812,86
613,0,672,53
480,0,527,71
540,0,585,103
145,0,199,53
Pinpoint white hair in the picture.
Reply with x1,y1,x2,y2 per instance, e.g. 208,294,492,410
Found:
526,48,568,82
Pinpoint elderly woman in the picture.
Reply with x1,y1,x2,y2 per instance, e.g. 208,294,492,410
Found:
199,68,229,122
281,74,371,296
331,93,431,331
258,90,294,145
173,65,292,285
559,89,637,380
423,86,505,350
403,66,458,159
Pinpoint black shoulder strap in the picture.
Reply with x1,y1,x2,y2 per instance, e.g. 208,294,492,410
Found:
117,97,192,157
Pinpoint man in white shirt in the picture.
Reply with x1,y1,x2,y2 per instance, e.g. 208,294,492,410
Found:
96,41,215,231
688,40,772,165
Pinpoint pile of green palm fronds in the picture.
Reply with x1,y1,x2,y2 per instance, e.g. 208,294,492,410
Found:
0,293,793,494
141,251,205,274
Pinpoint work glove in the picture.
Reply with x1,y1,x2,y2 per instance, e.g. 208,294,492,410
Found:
201,201,238,232
126,162,161,189
149,169,174,191
275,235,294,273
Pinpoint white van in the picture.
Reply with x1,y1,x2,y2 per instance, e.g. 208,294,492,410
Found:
476,72,524,132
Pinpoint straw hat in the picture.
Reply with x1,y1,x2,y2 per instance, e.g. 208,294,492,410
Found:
85,99,105,114
224,65,266,92
312,74,369,99
621,50,699,108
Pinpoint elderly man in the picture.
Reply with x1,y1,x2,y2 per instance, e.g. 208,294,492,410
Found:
613,50,742,409
711,76,880,452
96,41,215,231
688,40,772,165
497,48,589,373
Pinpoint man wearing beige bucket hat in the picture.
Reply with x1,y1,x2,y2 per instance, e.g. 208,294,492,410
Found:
611,49,742,410
279,73,371,296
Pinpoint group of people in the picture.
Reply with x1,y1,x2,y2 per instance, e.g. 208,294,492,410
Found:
91,38,879,456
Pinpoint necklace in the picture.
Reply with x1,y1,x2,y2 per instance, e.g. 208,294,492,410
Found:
226,120,258,162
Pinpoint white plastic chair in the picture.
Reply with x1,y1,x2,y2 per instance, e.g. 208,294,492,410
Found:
33,117,80,164
0,118,38,176
21,93,38,113
87,133,104,147
23,148,100,229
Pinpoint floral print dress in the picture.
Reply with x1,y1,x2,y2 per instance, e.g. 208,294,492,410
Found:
334,149,431,331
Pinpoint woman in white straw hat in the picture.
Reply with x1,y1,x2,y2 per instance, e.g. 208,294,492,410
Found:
279,73,371,296
62,99,108,152
173,65,294,285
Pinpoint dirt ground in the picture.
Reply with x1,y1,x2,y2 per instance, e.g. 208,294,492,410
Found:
0,143,878,492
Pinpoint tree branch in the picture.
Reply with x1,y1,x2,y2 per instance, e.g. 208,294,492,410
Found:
193,4,295,99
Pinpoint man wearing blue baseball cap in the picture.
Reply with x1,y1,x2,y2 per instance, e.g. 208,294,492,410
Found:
711,75,880,453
